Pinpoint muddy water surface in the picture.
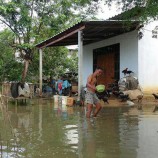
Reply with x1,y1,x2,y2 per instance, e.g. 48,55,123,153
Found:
0,99,158,158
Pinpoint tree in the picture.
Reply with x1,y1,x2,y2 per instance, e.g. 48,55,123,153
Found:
28,47,78,82
0,0,100,83
0,29,78,82
100,0,158,22
0,29,23,81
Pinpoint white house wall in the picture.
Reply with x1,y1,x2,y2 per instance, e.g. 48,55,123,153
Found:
82,31,138,87
138,20,158,92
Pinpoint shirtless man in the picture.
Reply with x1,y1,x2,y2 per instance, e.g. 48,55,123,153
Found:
85,67,103,118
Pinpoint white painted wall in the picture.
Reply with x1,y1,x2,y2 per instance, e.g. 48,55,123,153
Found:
82,31,138,86
138,20,158,92
82,47,93,86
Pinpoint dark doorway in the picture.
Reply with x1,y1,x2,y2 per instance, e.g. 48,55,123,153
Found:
93,43,120,86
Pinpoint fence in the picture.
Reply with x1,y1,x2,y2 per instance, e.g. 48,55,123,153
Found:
1,82,35,99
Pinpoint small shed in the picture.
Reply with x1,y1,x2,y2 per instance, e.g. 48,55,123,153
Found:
36,11,158,95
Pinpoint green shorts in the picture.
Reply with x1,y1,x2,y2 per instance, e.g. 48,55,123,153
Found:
85,90,100,105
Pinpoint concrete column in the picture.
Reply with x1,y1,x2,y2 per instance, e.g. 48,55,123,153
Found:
78,31,83,100
39,49,43,96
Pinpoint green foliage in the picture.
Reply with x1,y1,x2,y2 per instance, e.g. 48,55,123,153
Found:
1,58,23,81
0,29,23,81
0,0,99,82
0,28,78,82
0,0,157,83
103,0,158,22
25,47,78,82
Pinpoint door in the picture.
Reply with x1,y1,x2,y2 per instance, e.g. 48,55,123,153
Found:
93,43,120,87
97,52,115,86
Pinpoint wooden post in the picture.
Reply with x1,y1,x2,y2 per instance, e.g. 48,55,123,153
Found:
38,102,43,143
78,30,83,100
39,49,43,96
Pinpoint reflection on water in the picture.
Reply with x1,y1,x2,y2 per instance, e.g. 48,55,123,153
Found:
0,99,158,158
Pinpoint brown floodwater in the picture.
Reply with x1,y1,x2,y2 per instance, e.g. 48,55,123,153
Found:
0,98,158,158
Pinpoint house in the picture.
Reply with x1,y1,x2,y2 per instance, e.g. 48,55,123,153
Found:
36,9,158,96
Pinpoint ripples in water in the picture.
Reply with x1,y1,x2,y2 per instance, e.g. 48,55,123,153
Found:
0,99,158,158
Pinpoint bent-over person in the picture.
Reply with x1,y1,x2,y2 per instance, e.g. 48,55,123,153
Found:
85,67,103,118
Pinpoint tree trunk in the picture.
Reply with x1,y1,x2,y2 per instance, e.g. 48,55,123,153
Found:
21,60,29,83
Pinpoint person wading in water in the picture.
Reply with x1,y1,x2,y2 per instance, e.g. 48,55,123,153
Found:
85,67,103,118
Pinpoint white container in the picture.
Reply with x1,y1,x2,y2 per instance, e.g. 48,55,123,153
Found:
54,95,59,109
62,105,67,112
54,102,58,109
61,96,68,111
61,96,68,105
53,95,59,104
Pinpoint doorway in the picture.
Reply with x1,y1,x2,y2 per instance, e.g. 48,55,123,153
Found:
93,43,120,86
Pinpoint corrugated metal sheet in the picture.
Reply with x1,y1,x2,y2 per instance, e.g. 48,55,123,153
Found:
35,20,140,48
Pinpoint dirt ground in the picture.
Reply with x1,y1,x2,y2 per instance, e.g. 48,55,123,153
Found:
98,94,158,114
72,94,158,113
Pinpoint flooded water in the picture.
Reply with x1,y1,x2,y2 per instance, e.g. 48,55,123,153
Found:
0,98,158,158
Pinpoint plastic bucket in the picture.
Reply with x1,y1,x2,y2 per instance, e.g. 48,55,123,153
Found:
54,104,58,109
54,95,59,109
67,97,74,106
54,95,59,104
62,105,67,111
60,96,68,110
61,96,68,105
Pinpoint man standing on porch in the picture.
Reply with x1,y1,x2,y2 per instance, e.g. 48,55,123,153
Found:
85,67,103,118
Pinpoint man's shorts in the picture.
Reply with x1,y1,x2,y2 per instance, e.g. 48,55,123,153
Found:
85,90,100,105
